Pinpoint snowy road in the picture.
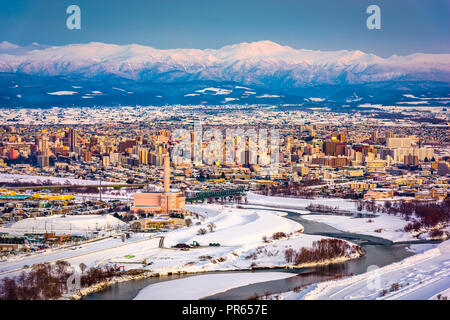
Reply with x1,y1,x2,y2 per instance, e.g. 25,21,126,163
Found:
0,235,158,278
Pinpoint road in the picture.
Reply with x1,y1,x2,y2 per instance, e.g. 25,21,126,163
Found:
0,235,159,278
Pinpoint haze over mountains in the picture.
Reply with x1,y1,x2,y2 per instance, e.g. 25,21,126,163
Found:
0,40,449,108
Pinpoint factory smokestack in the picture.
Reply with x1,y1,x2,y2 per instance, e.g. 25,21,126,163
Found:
164,155,170,193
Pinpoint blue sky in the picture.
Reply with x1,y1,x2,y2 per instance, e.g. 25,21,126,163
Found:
0,0,449,57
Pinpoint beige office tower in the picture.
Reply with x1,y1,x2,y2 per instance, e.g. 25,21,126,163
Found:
164,155,170,193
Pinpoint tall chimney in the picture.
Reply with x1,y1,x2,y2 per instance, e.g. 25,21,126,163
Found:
164,155,170,193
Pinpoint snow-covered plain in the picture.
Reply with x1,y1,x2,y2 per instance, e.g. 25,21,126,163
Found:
2,214,125,235
278,240,450,300
301,214,413,242
163,207,301,247
246,193,416,242
0,204,358,283
246,192,358,212
134,272,295,300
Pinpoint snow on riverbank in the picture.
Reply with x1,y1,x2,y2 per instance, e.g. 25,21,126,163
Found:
134,272,295,300
164,207,301,248
301,214,414,242
235,234,360,269
278,240,450,300
186,204,224,218
246,192,358,211
247,193,416,242
117,206,359,273
0,204,359,287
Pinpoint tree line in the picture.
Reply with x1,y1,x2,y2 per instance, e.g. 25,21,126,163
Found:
0,261,144,300
358,197,450,236
284,238,360,265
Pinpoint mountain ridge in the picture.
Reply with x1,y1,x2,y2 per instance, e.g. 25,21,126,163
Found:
0,41,449,108
1,40,449,87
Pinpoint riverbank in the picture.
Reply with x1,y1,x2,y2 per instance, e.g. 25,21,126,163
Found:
70,245,364,300
274,240,449,300
74,213,365,301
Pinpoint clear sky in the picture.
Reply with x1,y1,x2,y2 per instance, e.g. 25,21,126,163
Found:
0,0,449,57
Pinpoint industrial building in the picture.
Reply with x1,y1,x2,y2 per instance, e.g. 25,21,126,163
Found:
130,156,186,215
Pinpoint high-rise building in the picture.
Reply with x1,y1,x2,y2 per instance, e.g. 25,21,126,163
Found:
9,149,19,160
404,154,419,166
83,151,92,162
69,128,78,151
371,131,379,143
37,155,50,168
324,141,347,156
139,148,149,165
386,137,414,148
119,140,136,153
102,155,110,167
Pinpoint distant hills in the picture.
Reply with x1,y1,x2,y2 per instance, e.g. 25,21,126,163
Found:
0,40,449,108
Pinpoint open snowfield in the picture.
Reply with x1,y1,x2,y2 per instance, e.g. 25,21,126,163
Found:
242,204,310,215
279,240,450,300
246,193,418,242
246,192,358,211
301,214,414,242
134,272,295,300
2,201,442,300
0,204,362,283
235,233,359,268
0,206,322,279
120,206,359,273
115,206,316,273
2,205,353,280
185,204,224,218
164,207,301,247
1,214,125,235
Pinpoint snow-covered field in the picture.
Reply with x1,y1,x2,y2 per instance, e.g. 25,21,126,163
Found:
0,204,357,283
134,272,295,300
301,214,414,242
163,207,301,247
185,204,225,218
0,200,444,300
246,192,358,212
246,193,418,242
278,240,450,300
113,205,359,273
1,214,125,235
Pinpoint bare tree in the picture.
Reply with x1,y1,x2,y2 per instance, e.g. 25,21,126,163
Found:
207,223,216,232
79,263,87,273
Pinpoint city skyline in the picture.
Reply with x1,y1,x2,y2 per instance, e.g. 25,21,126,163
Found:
0,0,448,305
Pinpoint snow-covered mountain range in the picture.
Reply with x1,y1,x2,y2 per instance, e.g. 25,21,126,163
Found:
0,40,449,108
1,40,449,86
